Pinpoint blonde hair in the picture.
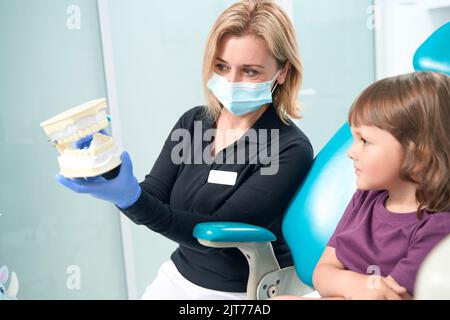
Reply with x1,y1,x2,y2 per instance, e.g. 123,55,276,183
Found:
202,0,303,125
349,71,450,219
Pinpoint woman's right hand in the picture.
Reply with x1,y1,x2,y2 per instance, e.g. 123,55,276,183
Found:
56,151,142,209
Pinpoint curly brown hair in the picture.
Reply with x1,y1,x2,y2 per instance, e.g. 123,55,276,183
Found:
349,71,450,219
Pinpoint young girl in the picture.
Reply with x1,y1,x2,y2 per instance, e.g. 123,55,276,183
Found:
275,71,450,300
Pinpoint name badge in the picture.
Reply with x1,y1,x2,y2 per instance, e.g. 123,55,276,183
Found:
207,170,238,186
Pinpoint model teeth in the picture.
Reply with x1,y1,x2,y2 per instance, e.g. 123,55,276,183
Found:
45,114,109,145
56,121,116,161
62,133,115,158
60,122,105,144
42,98,123,178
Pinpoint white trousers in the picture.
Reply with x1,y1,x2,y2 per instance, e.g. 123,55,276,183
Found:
140,260,247,300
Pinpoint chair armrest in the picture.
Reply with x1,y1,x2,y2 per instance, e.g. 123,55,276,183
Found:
193,222,280,299
193,222,276,243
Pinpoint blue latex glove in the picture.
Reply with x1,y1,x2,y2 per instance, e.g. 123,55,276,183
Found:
75,128,109,149
55,151,142,209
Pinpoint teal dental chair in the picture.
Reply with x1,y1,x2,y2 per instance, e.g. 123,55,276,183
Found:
193,22,450,300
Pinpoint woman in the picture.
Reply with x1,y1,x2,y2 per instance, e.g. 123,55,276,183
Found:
57,0,313,300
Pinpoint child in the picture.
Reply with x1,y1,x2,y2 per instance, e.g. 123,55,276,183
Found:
275,71,450,300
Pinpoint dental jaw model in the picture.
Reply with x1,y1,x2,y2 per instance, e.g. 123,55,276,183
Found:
40,98,122,179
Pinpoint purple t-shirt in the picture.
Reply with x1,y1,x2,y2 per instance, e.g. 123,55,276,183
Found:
328,189,450,295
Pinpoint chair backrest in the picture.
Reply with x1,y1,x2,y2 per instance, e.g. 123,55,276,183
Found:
413,21,450,74
282,21,450,288
282,123,355,287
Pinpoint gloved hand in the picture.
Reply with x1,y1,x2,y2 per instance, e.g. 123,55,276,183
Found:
55,151,142,209
75,128,109,149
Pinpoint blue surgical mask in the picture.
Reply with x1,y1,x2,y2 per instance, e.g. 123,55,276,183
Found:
207,70,281,116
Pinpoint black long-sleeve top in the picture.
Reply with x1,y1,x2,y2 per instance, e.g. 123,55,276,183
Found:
118,104,314,292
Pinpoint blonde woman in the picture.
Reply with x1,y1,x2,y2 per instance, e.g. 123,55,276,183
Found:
57,0,313,299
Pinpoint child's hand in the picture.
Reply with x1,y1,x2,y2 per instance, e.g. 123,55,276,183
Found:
346,275,404,300
383,276,412,300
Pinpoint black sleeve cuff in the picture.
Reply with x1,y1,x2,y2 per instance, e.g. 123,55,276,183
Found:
115,189,156,225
